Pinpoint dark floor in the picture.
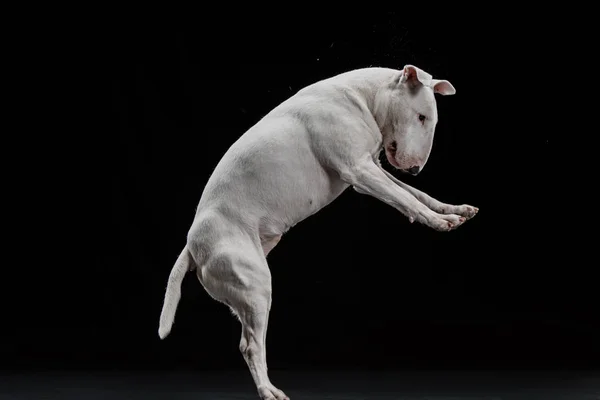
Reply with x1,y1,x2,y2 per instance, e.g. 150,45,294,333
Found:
1,369,599,400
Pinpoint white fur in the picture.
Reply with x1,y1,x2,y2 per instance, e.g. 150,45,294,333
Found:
158,65,478,400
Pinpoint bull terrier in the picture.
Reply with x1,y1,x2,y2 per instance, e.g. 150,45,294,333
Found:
158,65,478,399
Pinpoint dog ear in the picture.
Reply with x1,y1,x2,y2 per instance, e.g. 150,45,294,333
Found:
399,65,432,87
399,66,456,95
431,79,456,96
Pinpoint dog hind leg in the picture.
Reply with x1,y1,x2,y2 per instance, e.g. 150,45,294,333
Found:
259,234,281,373
196,242,288,400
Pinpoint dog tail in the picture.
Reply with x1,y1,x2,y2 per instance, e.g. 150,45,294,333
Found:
158,245,193,339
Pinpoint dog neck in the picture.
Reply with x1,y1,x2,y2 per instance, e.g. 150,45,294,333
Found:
334,68,401,140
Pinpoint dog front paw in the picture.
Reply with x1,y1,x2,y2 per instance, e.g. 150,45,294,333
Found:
441,213,466,229
439,204,478,220
455,204,478,219
418,210,464,232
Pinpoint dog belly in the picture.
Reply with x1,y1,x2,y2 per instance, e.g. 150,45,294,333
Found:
203,161,347,236
258,168,349,237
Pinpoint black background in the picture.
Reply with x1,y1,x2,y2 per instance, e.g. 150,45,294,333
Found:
6,13,595,375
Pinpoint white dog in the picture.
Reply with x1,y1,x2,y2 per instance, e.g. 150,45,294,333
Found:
158,65,478,400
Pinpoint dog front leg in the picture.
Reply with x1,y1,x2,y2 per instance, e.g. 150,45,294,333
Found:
343,158,466,231
380,168,479,220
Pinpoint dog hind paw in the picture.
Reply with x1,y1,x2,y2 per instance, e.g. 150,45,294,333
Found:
258,385,290,400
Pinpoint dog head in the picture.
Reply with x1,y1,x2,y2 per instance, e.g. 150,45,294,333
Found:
375,65,455,175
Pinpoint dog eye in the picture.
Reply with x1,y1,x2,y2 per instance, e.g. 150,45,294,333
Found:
418,114,426,123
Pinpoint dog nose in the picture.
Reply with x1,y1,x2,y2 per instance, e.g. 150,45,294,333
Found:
407,166,420,175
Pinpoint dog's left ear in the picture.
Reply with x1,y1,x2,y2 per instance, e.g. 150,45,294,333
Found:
431,79,456,96
399,65,456,96
399,65,432,87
